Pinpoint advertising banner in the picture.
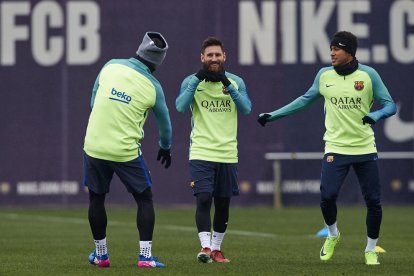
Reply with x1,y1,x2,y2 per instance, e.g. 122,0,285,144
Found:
1,0,413,206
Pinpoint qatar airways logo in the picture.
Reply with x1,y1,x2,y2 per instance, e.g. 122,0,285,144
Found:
330,97,362,110
201,99,232,112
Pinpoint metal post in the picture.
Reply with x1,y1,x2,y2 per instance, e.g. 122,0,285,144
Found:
273,160,282,209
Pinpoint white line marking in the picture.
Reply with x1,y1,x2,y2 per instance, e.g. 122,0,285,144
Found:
0,213,278,238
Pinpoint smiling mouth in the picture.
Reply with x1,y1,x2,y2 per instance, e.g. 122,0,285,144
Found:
209,63,220,71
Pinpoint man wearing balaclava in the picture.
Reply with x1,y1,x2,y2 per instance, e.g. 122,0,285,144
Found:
83,32,171,268
257,31,396,265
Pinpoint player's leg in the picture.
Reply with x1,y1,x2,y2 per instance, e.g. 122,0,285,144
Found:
211,196,231,263
195,192,213,262
83,153,113,267
114,155,165,268
196,192,213,246
132,188,165,268
133,188,155,255
210,163,238,263
87,191,110,267
190,160,216,263
353,154,381,265
319,153,349,261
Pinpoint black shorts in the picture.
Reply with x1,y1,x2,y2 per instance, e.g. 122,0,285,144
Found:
189,160,239,197
83,152,152,194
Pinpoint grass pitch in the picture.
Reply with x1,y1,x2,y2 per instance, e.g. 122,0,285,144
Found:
0,206,412,275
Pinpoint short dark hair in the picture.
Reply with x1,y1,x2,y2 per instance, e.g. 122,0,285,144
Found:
201,37,224,53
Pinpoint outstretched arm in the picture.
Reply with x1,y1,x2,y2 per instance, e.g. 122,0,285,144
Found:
258,71,323,126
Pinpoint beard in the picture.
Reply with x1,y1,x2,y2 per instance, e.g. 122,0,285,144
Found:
203,60,224,72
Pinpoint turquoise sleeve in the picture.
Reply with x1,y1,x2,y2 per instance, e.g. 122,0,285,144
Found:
176,75,199,112
153,84,172,150
226,74,252,115
90,74,100,108
264,71,322,121
365,67,397,122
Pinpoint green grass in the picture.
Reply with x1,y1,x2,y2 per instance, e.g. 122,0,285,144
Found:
0,206,412,275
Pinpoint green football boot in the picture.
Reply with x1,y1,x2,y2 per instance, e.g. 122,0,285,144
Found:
320,231,340,261
365,251,380,265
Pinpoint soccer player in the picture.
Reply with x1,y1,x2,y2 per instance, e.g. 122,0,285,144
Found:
258,31,396,265
83,32,172,268
176,37,251,263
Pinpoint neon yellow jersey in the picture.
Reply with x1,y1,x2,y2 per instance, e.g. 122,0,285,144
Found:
84,58,172,162
177,73,251,163
191,81,238,162
320,69,375,154
265,64,396,155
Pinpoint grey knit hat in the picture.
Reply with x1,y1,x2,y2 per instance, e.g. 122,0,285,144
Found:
136,32,168,66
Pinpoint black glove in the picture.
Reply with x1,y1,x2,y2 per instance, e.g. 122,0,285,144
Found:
204,70,222,82
195,69,207,81
257,113,271,127
157,148,171,168
362,116,375,125
218,71,231,87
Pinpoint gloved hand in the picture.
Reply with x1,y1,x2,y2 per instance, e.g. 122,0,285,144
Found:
195,69,208,81
204,70,222,82
257,113,272,127
157,148,171,168
362,116,375,125
218,71,231,87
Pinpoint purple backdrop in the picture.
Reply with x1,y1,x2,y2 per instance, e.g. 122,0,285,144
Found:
1,0,413,206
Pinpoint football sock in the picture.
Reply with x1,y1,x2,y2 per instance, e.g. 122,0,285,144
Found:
140,241,152,258
327,222,338,237
198,231,211,249
94,237,108,257
365,237,378,252
211,231,225,251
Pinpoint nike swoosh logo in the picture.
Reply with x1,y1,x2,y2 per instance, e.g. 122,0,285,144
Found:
326,84,334,87
320,248,326,256
384,103,414,142
196,89,204,92
339,42,346,46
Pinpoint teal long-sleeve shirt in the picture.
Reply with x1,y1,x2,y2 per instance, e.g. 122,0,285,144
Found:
176,72,251,162
261,64,396,154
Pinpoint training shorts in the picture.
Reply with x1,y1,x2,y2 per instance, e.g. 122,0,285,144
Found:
189,160,239,197
83,152,152,194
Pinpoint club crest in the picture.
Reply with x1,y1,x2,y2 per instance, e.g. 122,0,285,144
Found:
354,81,364,91
222,86,229,95
326,156,334,163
